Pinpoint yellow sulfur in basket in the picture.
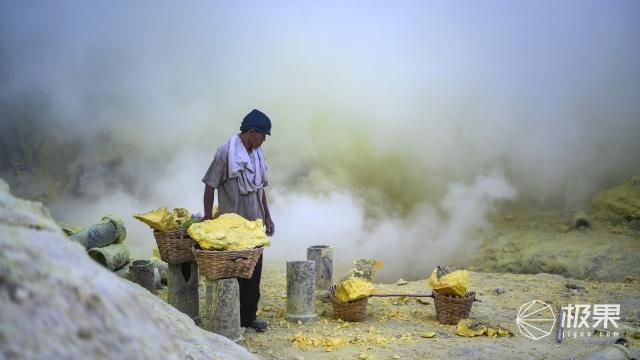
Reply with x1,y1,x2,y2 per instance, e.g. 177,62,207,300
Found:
133,207,179,231
428,268,469,297
172,208,191,225
187,213,270,251
334,277,375,303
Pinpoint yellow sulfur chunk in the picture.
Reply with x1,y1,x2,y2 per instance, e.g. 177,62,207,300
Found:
133,207,179,231
290,333,346,352
428,268,469,297
187,213,270,250
172,208,190,225
334,277,375,303
456,322,487,337
457,321,512,338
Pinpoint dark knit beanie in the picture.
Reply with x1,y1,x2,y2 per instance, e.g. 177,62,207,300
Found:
240,109,271,135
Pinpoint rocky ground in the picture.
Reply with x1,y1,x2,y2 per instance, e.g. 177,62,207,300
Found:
0,179,254,360
6,169,638,359
240,264,639,360
155,205,640,360
471,209,640,281
157,261,639,359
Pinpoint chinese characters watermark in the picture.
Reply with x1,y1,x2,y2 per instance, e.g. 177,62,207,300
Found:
516,301,621,340
560,303,620,339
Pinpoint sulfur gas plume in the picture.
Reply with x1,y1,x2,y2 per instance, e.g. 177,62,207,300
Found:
1,1,639,279
270,169,517,281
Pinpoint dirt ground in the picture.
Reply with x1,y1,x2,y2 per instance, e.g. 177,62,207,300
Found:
158,210,640,359
471,209,640,282
236,264,640,360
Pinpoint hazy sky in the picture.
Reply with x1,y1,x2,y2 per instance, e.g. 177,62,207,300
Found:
1,1,639,277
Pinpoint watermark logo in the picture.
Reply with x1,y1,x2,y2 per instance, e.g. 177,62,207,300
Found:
559,304,620,339
516,301,621,341
516,300,556,340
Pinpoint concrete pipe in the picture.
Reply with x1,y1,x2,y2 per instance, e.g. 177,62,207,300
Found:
286,260,318,323
150,257,168,285
114,262,130,280
88,243,130,271
573,211,592,230
307,245,334,291
69,215,126,250
203,278,243,342
585,344,635,360
153,267,161,290
129,259,156,293
167,261,199,323
588,336,629,347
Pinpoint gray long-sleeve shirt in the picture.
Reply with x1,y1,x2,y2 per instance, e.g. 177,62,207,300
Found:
202,141,267,221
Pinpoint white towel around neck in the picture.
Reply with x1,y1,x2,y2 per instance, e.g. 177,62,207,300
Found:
228,134,268,194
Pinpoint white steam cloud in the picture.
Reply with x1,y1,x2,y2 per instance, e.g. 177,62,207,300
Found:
269,170,516,280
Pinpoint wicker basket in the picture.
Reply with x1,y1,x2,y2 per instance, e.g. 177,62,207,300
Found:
329,285,369,322
433,290,475,325
193,245,263,280
153,228,195,265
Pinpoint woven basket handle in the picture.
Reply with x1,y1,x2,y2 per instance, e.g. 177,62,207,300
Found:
232,256,248,262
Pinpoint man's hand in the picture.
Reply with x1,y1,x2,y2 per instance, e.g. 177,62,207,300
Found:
265,216,275,236
203,185,215,221
262,190,274,236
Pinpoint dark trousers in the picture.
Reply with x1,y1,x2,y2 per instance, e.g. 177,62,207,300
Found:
239,254,262,325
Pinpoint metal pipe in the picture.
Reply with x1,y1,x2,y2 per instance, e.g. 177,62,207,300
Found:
556,305,565,343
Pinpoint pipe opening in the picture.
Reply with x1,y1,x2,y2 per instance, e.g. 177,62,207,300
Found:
131,259,151,267
88,251,107,267
181,262,192,282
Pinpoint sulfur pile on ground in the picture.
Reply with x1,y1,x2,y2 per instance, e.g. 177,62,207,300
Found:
456,321,511,337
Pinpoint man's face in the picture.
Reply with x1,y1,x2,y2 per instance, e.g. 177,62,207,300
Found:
249,130,266,149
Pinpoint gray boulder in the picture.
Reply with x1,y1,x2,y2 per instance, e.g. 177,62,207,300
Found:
0,179,254,360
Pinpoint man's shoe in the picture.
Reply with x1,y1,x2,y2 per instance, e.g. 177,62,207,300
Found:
243,319,268,332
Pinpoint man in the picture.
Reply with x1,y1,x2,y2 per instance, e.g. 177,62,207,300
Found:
201,109,275,332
